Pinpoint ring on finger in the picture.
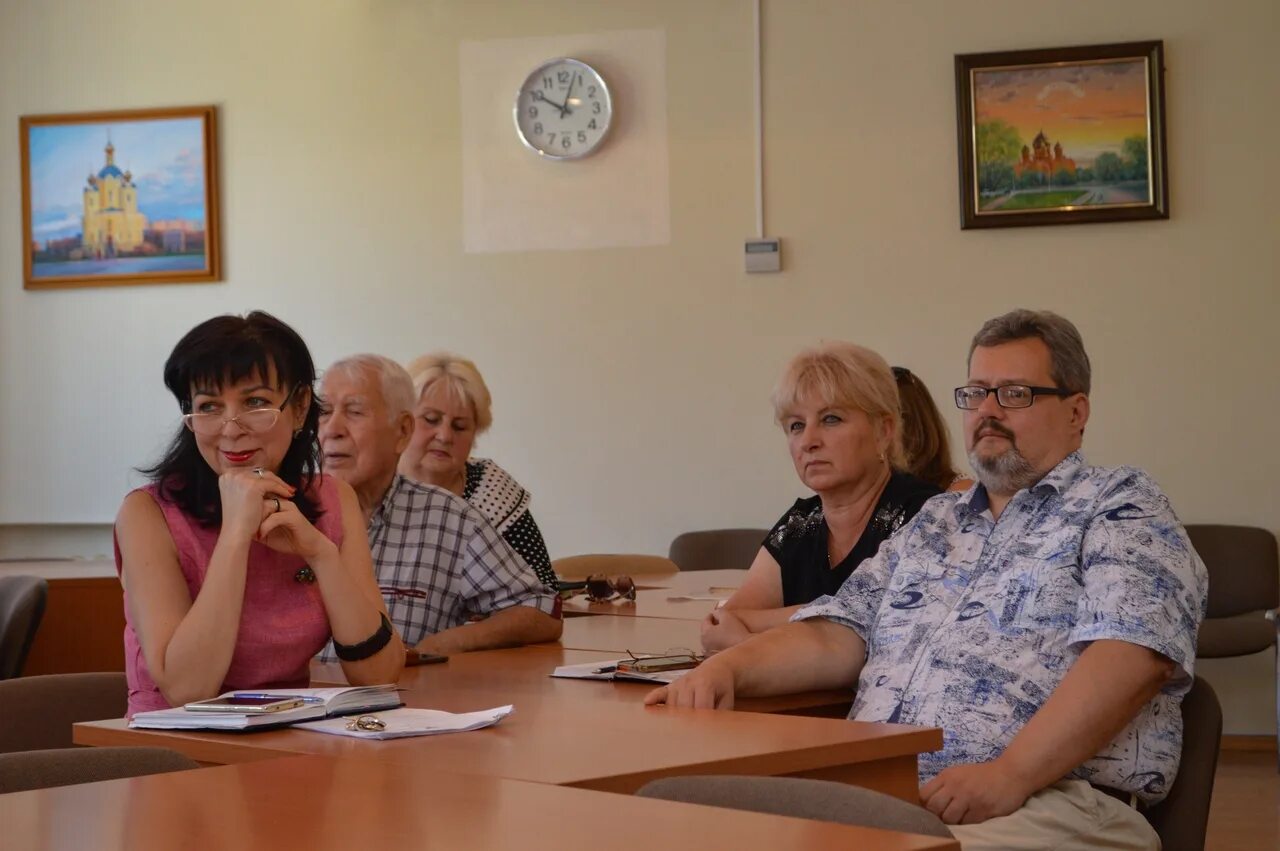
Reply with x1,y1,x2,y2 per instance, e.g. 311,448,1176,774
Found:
252,467,265,478
272,497,281,513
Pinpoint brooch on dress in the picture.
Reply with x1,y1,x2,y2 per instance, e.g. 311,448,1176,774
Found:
294,566,316,584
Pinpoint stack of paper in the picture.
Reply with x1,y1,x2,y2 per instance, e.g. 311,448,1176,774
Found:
296,705,514,740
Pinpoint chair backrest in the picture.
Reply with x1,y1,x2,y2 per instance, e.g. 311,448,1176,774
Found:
637,775,953,838
0,672,129,754
0,575,49,679
0,746,198,794
1185,524,1279,618
551,554,679,578
668,529,768,572
1142,675,1223,851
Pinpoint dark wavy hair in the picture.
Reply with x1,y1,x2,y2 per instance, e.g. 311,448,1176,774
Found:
140,311,323,527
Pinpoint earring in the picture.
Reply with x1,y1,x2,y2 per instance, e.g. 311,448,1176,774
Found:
293,426,304,439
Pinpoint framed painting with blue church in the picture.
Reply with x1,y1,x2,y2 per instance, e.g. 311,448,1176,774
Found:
20,105,221,289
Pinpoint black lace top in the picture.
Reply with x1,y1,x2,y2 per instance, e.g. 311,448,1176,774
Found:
764,472,941,606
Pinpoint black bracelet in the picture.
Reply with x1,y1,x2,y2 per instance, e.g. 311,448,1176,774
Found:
333,613,394,662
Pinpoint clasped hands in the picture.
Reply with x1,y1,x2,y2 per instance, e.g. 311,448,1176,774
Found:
219,467,333,562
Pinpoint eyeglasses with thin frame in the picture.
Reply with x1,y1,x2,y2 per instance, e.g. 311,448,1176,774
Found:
182,384,300,435
954,384,1073,410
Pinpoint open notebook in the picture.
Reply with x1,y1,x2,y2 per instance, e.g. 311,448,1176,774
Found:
128,685,403,731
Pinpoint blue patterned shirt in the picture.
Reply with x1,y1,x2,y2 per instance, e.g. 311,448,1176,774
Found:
793,452,1207,803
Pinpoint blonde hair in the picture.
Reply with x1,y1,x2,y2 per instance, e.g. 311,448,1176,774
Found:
771,341,905,468
404,352,493,434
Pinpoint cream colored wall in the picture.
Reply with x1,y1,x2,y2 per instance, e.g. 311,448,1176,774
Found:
0,0,1275,732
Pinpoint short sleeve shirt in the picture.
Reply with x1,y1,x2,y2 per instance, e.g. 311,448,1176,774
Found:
793,452,1207,804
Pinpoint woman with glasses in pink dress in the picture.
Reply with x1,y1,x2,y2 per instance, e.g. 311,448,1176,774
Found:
114,311,403,716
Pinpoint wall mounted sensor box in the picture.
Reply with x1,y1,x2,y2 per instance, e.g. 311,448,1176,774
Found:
744,238,781,272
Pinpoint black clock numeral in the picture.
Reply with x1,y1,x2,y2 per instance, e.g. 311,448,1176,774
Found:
533,122,543,136
557,70,570,84
542,76,553,89
576,73,584,86
528,106,537,118
547,133,556,145
577,131,587,143
587,85,596,98
592,101,601,114
561,136,571,149
587,119,597,130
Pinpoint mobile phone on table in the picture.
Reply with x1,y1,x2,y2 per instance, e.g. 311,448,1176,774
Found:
616,654,700,674
184,695,304,713
406,650,449,666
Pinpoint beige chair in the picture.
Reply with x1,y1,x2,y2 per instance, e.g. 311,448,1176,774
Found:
1141,675,1223,851
637,775,952,838
0,673,128,753
1186,524,1278,770
0,575,48,679
551,554,679,579
668,529,768,572
0,746,198,794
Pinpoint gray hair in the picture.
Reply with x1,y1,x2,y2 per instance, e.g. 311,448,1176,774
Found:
968,309,1091,395
323,354,416,422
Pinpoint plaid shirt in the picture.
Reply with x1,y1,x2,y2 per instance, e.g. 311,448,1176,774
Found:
321,476,556,659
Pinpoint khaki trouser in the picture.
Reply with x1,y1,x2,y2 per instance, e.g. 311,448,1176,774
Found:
948,779,1160,850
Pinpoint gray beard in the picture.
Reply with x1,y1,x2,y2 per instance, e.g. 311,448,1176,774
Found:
968,445,1040,496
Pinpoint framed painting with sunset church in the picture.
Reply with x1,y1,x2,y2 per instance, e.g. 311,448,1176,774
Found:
955,41,1168,229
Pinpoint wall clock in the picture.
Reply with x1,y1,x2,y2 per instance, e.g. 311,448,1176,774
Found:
514,57,613,160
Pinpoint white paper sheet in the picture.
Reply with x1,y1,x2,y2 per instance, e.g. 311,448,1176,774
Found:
295,705,514,740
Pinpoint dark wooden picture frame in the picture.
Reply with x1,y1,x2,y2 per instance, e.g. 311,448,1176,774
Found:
20,105,221,289
955,41,1168,229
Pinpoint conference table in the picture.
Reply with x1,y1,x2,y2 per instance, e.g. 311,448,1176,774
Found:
66,568,951,849
2,755,959,851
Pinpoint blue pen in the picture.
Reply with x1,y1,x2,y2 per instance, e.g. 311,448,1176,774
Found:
232,693,323,703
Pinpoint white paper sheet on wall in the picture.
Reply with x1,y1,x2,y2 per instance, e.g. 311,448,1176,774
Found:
460,29,671,254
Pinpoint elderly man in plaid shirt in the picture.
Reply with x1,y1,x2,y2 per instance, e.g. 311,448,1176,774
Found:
317,354,561,657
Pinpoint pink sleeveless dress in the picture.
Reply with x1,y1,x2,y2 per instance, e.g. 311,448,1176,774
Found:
115,475,345,716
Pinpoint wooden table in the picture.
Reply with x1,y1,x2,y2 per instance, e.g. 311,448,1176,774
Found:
311,646,853,717
0,755,958,850
561,569,746,620
76,690,937,799
559,614,704,654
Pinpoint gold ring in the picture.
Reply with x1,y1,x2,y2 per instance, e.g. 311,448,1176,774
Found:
345,714,386,732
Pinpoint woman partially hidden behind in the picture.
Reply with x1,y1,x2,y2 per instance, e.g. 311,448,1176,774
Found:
115,311,403,716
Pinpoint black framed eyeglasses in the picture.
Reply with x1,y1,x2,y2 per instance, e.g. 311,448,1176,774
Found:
182,384,300,435
954,384,1073,410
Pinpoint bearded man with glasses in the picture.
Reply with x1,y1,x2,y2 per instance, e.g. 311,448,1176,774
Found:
647,309,1206,851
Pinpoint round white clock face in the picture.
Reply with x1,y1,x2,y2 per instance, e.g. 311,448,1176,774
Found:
514,57,612,160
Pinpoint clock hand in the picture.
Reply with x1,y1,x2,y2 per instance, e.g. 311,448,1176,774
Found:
531,89,567,113
560,73,575,119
